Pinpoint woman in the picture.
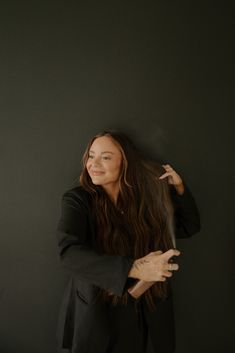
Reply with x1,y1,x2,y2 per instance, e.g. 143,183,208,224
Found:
56,130,201,353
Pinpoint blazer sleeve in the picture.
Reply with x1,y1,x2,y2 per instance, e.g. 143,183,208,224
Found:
56,190,135,297
170,182,201,239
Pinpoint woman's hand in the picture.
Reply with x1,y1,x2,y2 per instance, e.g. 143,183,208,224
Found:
159,164,184,195
128,249,181,282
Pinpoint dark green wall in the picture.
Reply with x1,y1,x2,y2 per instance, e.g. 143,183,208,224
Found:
0,2,234,352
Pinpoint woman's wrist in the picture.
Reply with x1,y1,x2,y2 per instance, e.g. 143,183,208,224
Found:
174,182,185,195
128,261,140,279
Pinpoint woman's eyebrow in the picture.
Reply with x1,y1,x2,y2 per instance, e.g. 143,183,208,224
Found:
89,150,114,154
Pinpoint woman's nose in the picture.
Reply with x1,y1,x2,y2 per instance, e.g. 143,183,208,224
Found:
92,157,101,166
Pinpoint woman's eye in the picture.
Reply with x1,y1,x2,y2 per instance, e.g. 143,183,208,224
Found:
87,155,111,160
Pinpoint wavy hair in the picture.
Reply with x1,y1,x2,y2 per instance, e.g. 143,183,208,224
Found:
79,130,175,311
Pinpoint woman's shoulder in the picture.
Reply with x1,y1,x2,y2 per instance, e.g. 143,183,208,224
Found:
62,185,92,210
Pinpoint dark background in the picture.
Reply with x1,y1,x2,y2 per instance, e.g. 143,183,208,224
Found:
0,1,234,353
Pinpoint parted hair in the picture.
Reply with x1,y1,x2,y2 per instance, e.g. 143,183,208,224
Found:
79,130,175,311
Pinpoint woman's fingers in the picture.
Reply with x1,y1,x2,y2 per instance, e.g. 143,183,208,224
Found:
160,266,178,281
159,172,171,179
162,271,173,278
163,164,173,170
160,249,181,262
146,250,163,258
163,262,179,272
159,164,172,179
153,250,163,255
159,164,183,186
136,249,180,282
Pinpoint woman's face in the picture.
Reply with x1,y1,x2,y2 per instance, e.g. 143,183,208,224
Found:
86,136,122,191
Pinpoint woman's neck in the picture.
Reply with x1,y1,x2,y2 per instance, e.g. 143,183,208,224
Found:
102,183,119,205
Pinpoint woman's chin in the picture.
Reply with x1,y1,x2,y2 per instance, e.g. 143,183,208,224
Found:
91,178,103,185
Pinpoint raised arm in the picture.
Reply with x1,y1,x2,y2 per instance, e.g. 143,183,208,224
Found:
159,164,201,238
56,189,134,296
170,182,201,238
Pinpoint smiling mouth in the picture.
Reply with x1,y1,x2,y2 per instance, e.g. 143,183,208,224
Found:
91,171,105,176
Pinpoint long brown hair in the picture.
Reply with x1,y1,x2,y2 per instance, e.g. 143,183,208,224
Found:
79,130,175,311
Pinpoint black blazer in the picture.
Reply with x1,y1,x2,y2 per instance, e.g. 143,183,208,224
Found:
56,183,201,353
